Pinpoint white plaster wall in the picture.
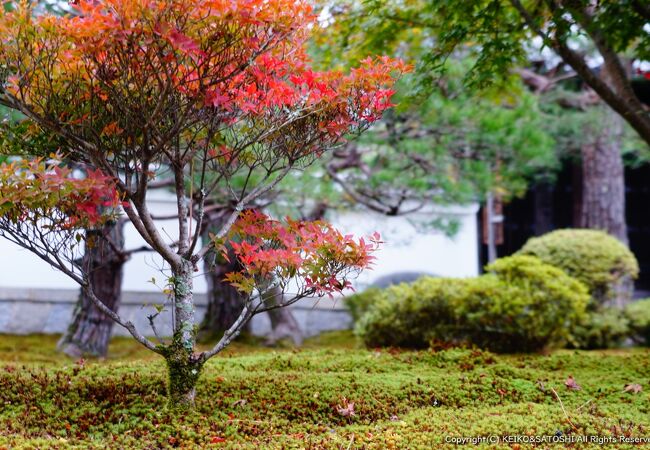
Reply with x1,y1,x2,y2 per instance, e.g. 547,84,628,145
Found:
329,205,480,289
0,189,209,292
0,191,479,293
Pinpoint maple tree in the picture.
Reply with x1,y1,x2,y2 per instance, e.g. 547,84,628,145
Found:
0,0,403,407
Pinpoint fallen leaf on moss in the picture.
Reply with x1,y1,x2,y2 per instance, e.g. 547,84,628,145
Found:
336,397,355,417
623,383,642,394
565,376,581,390
232,399,247,407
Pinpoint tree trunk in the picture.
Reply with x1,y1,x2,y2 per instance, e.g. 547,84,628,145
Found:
165,259,202,408
579,105,628,245
57,220,125,358
264,286,303,346
164,341,203,408
580,105,633,307
533,181,554,235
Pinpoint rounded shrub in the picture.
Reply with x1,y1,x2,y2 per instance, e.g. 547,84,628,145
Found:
624,299,650,346
356,255,589,353
354,278,463,349
473,255,590,352
568,308,630,349
344,287,385,323
518,229,638,306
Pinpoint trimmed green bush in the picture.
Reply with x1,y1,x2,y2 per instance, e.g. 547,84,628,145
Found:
624,299,650,346
475,255,590,351
356,255,589,353
518,229,638,306
354,277,470,349
568,308,630,349
344,287,384,323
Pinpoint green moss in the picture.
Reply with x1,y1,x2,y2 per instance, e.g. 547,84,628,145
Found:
518,229,639,305
0,333,649,448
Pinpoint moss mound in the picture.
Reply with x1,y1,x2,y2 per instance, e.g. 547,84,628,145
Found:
625,298,650,346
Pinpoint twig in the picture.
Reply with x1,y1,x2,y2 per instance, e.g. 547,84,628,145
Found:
576,399,593,411
147,311,166,346
345,434,355,450
550,387,578,431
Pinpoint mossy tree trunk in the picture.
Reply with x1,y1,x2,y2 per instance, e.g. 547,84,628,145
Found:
163,341,204,408
57,220,125,358
165,259,203,408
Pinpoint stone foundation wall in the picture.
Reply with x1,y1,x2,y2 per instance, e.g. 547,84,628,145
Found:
0,287,351,338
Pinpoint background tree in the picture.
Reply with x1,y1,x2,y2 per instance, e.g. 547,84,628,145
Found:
317,0,650,244
0,0,401,407
0,0,132,358
0,105,132,357
518,67,635,243
311,4,557,262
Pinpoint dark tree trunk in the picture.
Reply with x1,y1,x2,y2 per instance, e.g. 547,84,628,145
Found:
198,234,247,341
533,181,554,236
579,106,628,245
572,162,583,227
264,287,303,346
57,220,125,358
198,209,248,341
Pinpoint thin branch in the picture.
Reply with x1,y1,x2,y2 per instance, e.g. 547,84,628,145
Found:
192,165,294,263
199,303,254,361
83,284,163,354
147,311,167,346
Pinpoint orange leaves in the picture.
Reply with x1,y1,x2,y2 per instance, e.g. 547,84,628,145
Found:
1,0,405,153
1,0,404,247
218,210,381,296
101,122,123,136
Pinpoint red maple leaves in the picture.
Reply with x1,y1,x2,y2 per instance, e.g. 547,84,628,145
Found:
218,210,381,297
0,157,123,230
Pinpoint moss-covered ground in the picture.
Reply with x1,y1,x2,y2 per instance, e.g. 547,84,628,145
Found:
0,332,649,449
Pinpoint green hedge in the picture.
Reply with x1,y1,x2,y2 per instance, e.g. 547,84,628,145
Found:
344,287,384,323
568,308,630,349
356,255,589,353
518,229,638,306
624,299,650,346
